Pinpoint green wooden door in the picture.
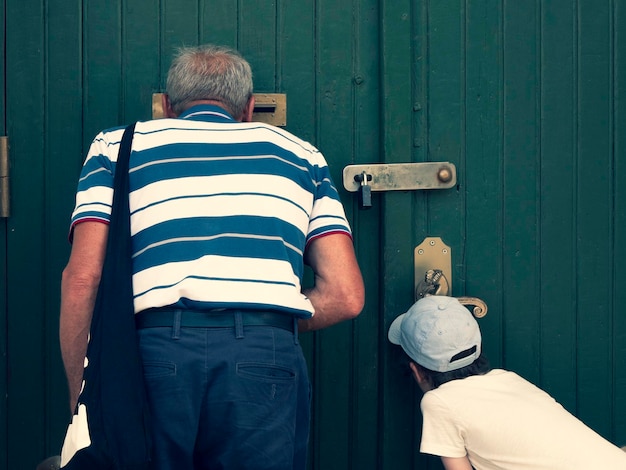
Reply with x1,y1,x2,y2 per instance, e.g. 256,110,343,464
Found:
2,1,626,469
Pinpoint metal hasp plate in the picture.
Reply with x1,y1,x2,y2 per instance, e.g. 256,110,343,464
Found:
414,237,452,299
343,162,456,192
152,93,287,127
0,137,9,218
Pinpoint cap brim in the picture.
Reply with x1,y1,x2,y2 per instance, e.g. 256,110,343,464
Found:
387,313,406,345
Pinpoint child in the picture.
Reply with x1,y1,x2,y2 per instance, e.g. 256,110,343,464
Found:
388,295,626,470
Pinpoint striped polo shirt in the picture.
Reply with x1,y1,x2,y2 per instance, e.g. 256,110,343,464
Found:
70,104,352,318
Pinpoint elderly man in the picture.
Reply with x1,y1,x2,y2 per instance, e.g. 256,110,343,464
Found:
60,44,364,470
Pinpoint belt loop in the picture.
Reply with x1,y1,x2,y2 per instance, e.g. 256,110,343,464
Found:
172,309,182,339
234,311,244,339
293,317,299,345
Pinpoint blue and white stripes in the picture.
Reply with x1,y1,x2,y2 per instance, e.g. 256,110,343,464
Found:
70,105,351,317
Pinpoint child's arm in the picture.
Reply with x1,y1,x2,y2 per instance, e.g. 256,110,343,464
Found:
441,456,473,470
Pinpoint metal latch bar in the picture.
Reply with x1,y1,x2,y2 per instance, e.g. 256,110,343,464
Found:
342,162,456,192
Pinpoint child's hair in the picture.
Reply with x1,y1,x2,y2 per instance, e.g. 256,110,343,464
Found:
414,353,492,389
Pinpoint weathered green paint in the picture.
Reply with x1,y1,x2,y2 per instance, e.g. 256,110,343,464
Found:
45,0,84,460
2,1,626,469
464,0,503,372
380,0,418,468
576,0,614,436
538,0,577,411
6,0,47,468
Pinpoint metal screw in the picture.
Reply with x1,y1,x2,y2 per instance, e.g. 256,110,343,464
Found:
437,167,452,183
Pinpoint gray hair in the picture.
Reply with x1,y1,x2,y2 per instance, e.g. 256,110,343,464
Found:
166,44,253,118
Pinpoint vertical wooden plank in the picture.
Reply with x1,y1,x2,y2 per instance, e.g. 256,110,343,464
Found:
348,0,382,469
464,0,504,368
410,24,429,466
576,0,613,437
160,0,199,85
426,0,465,281
280,0,316,140
420,5,465,469
45,0,84,457
83,0,122,144
277,3,319,467
613,0,626,447
501,0,541,381
312,2,356,468
239,0,277,91
199,1,238,48
380,0,420,468
5,0,46,466
0,0,4,133
538,0,577,411
123,0,160,121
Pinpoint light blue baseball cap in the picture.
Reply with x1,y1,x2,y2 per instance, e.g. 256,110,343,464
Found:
388,295,481,372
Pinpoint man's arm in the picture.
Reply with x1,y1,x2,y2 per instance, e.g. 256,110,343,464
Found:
441,456,473,470
59,222,108,412
299,233,365,332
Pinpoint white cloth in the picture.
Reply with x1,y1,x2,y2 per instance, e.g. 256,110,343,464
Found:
420,369,626,469
60,404,92,466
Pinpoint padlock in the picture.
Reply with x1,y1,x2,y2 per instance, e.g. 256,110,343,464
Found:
354,171,372,209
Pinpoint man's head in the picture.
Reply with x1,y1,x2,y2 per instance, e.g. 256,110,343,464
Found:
165,44,254,119
388,295,482,374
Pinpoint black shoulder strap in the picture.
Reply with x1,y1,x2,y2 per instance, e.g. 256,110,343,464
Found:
111,123,136,219
65,122,151,469
98,122,153,466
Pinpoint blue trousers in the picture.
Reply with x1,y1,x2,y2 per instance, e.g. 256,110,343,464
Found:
137,316,311,470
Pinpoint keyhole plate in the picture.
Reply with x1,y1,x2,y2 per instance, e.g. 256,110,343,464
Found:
414,237,452,300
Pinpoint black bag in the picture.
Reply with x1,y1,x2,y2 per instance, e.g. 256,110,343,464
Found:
60,123,152,469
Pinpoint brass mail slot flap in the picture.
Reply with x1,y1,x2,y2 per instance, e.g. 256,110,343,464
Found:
252,93,286,126
343,162,457,192
152,93,287,127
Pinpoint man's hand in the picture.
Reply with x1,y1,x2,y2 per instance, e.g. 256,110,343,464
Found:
299,233,365,332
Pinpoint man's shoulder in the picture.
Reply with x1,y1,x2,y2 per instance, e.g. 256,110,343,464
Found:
242,122,319,152
97,124,128,137
131,119,326,165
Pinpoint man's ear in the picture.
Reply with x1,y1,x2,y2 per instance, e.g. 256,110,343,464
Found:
240,95,255,122
161,93,178,118
409,362,421,382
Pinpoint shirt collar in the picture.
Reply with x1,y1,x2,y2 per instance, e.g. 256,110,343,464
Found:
179,104,236,123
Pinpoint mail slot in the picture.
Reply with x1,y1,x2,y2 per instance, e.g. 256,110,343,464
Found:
152,93,287,127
